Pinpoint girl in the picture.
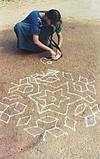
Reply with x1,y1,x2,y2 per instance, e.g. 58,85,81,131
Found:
14,9,63,60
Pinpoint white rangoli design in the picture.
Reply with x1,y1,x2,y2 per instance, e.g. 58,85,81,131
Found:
40,57,53,65
0,69,99,141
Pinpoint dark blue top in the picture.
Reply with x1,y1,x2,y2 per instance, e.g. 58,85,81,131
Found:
22,10,62,36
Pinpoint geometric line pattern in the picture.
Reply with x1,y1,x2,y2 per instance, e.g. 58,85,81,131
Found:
0,69,99,141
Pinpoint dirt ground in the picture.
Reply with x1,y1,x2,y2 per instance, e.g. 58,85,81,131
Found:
0,1,100,159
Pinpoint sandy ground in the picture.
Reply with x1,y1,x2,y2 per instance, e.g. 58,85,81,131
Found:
0,0,100,159
1,0,100,30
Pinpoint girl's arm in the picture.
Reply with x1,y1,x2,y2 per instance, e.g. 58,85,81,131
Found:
33,35,51,51
56,32,63,48
33,35,56,55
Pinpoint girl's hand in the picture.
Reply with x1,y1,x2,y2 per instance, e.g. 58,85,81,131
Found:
49,48,56,56
56,49,62,56
49,48,62,60
50,49,62,60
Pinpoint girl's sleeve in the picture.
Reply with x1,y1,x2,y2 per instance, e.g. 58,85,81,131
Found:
56,23,62,33
31,24,40,35
30,12,40,35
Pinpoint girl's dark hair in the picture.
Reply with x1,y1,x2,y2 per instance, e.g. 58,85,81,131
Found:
45,9,62,25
